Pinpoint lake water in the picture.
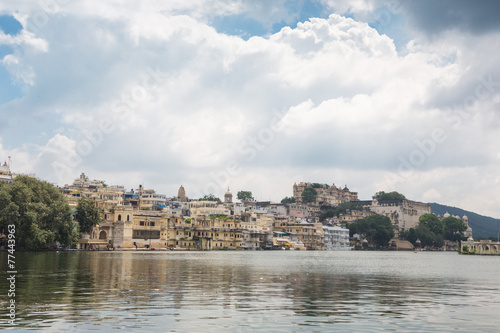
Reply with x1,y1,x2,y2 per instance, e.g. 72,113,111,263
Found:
1,250,500,332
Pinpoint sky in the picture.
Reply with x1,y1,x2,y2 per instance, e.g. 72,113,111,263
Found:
1,1,500,218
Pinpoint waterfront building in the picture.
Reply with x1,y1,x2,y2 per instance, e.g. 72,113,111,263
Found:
323,226,351,250
461,239,500,255
273,220,325,250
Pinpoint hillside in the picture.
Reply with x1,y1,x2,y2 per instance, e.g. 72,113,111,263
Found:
429,203,500,239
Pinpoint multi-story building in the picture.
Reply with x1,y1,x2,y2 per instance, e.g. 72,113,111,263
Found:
323,226,351,250
370,199,431,232
273,220,325,250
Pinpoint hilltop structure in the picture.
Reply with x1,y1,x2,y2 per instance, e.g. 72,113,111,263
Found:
293,182,358,206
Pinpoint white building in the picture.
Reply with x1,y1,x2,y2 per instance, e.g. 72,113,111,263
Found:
0,161,13,183
323,226,351,250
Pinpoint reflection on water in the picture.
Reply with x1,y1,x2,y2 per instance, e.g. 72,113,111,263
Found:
1,251,500,332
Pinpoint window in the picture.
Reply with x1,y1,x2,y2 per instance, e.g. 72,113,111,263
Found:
140,221,145,226
127,215,130,221
150,222,155,227
118,214,122,221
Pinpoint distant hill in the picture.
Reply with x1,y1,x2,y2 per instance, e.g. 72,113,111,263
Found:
429,203,500,239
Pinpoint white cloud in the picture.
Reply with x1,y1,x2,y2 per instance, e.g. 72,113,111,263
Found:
0,1,500,217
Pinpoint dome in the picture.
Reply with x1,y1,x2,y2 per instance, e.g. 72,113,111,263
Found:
462,214,468,220
443,212,450,218
467,236,474,241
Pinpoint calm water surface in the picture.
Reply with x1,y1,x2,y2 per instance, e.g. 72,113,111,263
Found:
1,251,500,332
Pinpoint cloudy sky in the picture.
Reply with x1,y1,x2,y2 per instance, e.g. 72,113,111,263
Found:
1,1,499,217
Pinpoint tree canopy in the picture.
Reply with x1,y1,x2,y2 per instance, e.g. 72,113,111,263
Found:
399,214,449,248
75,196,102,234
280,196,295,204
0,176,79,250
198,194,221,202
400,226,444,248
237,191,253,201
301,187,317,203
349,214,394,248
419,214,444,237
373,191,406,201
443,216,467,241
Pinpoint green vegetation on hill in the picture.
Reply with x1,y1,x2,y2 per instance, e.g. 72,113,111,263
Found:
429,203,500,239
373,191,406,201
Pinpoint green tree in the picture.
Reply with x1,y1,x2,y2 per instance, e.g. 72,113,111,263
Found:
311,183,322,188
198,194,221,203
419,214,444,237
301,187,317,203
0,176,79,250
281,196,295,204
75,196,102,234
401,225,444,248
237,191,254,201
443,216,467,241
373,191,406,201
349,214,394,248
320,209,336,221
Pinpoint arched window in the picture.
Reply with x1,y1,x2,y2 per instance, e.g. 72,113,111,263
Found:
118,214,122,221
127,215,130,221
99,231,107,239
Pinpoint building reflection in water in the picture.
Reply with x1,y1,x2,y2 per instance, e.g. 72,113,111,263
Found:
0,251,488,331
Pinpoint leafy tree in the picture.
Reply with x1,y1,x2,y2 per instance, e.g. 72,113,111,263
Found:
311,183,323,188
75,196,102,234
281,196,295,204
373,191,406,201
419,214,444,237
349,214,394,248
301,187,317,203
0,176,79,250
320,209,336,221
443,216,467,241
401,225,444,248
237,191,254,201
198,194,221,203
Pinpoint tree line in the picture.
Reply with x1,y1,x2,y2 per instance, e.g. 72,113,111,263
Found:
0,177,101,250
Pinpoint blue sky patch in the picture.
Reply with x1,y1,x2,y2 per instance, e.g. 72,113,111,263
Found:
0,15,23,36
0,65,23,104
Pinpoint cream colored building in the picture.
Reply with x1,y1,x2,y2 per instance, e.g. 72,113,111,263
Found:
370,199,431,232
273,220,325,250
